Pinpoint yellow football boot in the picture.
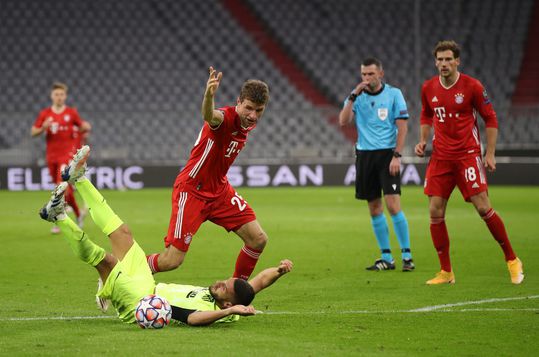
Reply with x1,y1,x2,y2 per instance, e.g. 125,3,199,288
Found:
507,258,524,284
426,270,455,285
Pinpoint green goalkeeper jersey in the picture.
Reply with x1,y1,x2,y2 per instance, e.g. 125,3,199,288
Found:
155,283,239,323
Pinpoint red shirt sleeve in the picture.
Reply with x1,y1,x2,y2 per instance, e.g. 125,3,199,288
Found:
71,108,83,127
33,109,47,128
216,106,234,131
420,83,433,126
473,80,498,128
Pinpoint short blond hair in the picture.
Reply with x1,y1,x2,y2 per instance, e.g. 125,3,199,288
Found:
51,82,68,93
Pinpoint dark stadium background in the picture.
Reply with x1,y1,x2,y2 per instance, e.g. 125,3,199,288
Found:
1,0,537,189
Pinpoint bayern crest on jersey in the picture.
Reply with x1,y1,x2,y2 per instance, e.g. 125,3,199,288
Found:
454,93,465,104
377,108,388,121
64,114,71,122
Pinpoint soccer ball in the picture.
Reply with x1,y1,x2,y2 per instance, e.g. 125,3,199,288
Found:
134,294,172,329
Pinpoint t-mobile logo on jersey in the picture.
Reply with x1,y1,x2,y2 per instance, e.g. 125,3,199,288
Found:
434,107,446,122
225,140,240,157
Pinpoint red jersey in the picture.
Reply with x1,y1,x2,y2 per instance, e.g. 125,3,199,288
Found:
34,106,84,162
175,106,254,198
74,119,90,148
420,73,498,160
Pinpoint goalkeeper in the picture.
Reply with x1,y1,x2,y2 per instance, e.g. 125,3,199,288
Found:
39,145,293,326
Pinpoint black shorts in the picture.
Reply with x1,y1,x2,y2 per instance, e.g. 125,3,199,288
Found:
355,149,401,201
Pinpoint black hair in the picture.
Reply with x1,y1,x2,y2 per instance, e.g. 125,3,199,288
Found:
233,279,255,306
361,57,383,70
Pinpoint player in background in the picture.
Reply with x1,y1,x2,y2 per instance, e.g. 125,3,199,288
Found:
31,82,90,233
39,146,292,326
339,58,414,272
145,67,270,280
415,40,524,285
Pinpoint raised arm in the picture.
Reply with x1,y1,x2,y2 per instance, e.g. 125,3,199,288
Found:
186,305,256,326
248,259,293,294
339,81,368,126
201,66,225,127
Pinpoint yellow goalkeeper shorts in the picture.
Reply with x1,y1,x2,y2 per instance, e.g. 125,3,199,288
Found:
97,241,156,323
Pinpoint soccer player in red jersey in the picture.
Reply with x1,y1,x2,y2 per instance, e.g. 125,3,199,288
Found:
415,41,524,285
146,67,270,280
31,82,90,233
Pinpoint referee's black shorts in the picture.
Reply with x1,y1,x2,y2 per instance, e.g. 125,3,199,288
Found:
355,149,401,201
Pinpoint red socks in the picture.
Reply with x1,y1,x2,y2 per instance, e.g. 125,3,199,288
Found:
146,253,161,273
233,245,262,280
430,217,452,272
147,246,263,277
482,209,516,261
429,209,516,273
65,184,80,217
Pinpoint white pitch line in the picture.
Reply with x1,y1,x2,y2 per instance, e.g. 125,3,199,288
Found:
408,295,539,312
260,308,538,315
436,308,539,312
7,315,114,321
5,295,539,321
261,295,539,315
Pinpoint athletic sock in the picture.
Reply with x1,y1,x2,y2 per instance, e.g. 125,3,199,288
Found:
65,184,80,217
75,178,123,236
146,253,161,273
482,209,516,261
391,211,412,260
56,216,105,266
371,214,393,262
233,245,262,280
430,217,451,272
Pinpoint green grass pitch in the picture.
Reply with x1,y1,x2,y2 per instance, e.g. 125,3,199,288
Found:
1,186,538,356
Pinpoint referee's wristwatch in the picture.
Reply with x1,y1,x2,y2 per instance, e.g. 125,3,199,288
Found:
393,151,402,158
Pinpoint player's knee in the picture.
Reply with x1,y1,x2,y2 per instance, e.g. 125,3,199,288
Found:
369,207,384,216
102,254,117,271
387,204,401,216
160,248,185,271
475,205,491,217
250,231,268,250
368,200,383,216
429,206,444,218
116,224,133,242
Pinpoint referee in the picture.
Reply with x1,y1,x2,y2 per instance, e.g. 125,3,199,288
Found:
339,57,414,272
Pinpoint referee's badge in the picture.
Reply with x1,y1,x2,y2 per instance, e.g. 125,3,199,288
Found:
377,108,388,121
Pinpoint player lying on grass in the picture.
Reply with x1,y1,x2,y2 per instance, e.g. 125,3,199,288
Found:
39,145,293,326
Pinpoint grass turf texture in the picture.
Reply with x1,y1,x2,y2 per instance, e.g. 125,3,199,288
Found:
1,186,538,356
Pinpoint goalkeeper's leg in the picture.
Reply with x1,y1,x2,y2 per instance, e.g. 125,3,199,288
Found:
63,145,134,261
75,177,134,261
40,183,117,282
